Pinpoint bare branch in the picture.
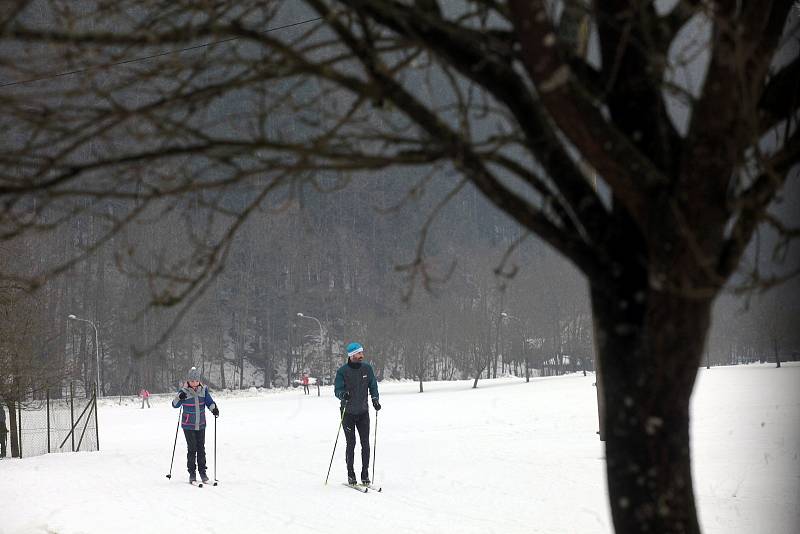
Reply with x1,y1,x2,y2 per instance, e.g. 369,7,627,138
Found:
718,127,800,280
509,0,668,230
759,55,800,136
333,0,612,264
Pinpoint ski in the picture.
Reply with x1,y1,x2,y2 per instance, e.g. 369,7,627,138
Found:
359,484,382,492
190,480,203,488
342,483,368,493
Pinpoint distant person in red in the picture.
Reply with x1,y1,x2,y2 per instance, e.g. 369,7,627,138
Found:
140,388,151,409
302,373,310,395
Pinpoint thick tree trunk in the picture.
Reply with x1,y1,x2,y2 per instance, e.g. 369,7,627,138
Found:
7,399,19,458
592,279,713,534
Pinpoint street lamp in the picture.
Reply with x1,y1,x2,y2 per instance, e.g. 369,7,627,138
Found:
297,312,323,336
297,313,325,391
68,314,102,397
501,312,531,382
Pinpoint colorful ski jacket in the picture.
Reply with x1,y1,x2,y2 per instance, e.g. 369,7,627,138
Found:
172,384,216,430
334,361,378,416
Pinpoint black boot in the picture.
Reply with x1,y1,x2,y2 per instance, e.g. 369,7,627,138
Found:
347,474,357,486
361,471,370,485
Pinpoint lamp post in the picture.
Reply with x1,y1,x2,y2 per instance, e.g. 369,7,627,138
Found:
501,312,530,382
68,314,102,397
297,313,324,391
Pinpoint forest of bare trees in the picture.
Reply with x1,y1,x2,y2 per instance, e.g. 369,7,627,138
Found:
1,1,797,532
1,174,607,397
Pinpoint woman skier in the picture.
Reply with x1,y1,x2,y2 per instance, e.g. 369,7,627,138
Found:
172,367,219,484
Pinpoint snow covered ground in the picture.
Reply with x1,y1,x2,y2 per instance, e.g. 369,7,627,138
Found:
1,363,798,534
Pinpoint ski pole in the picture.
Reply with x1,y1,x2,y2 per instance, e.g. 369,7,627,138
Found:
166,408,182,479
213,413,218,486
324,403,347,485
371,408,378,484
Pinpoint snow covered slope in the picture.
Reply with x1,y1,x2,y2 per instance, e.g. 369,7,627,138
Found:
1,364,798,533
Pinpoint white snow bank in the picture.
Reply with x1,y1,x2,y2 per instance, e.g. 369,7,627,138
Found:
1,364,798,533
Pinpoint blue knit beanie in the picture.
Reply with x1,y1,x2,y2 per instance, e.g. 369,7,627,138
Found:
346,342,364,358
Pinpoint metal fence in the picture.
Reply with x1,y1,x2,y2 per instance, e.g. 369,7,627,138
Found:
11,384,99,458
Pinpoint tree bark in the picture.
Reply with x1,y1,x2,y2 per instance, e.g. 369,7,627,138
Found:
592,278,712,534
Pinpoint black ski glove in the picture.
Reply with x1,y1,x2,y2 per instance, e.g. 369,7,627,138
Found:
342,391,351,401
372,399,381,411
211,407,219,417
178,391,187,400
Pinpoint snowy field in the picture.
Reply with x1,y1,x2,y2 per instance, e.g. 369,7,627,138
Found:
1,363,798,534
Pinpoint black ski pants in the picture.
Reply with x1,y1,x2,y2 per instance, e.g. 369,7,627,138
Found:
183,428,207,475
343,411,370,478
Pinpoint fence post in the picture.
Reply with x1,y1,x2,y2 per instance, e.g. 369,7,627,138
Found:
76,395,95,452
70,382,75,452
46,388,51,454
93,384,100,451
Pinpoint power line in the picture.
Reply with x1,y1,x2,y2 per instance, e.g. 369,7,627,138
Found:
0,17,322,89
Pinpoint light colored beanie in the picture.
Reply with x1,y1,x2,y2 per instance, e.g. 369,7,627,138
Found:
187,367,201,381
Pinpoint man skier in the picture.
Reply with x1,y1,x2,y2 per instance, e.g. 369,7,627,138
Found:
172,367,219,484
334,342,381,485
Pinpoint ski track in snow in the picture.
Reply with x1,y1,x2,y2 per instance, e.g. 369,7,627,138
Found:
1,364,798,533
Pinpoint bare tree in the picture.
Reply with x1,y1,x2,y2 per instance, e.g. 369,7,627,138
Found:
1,1,798,532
